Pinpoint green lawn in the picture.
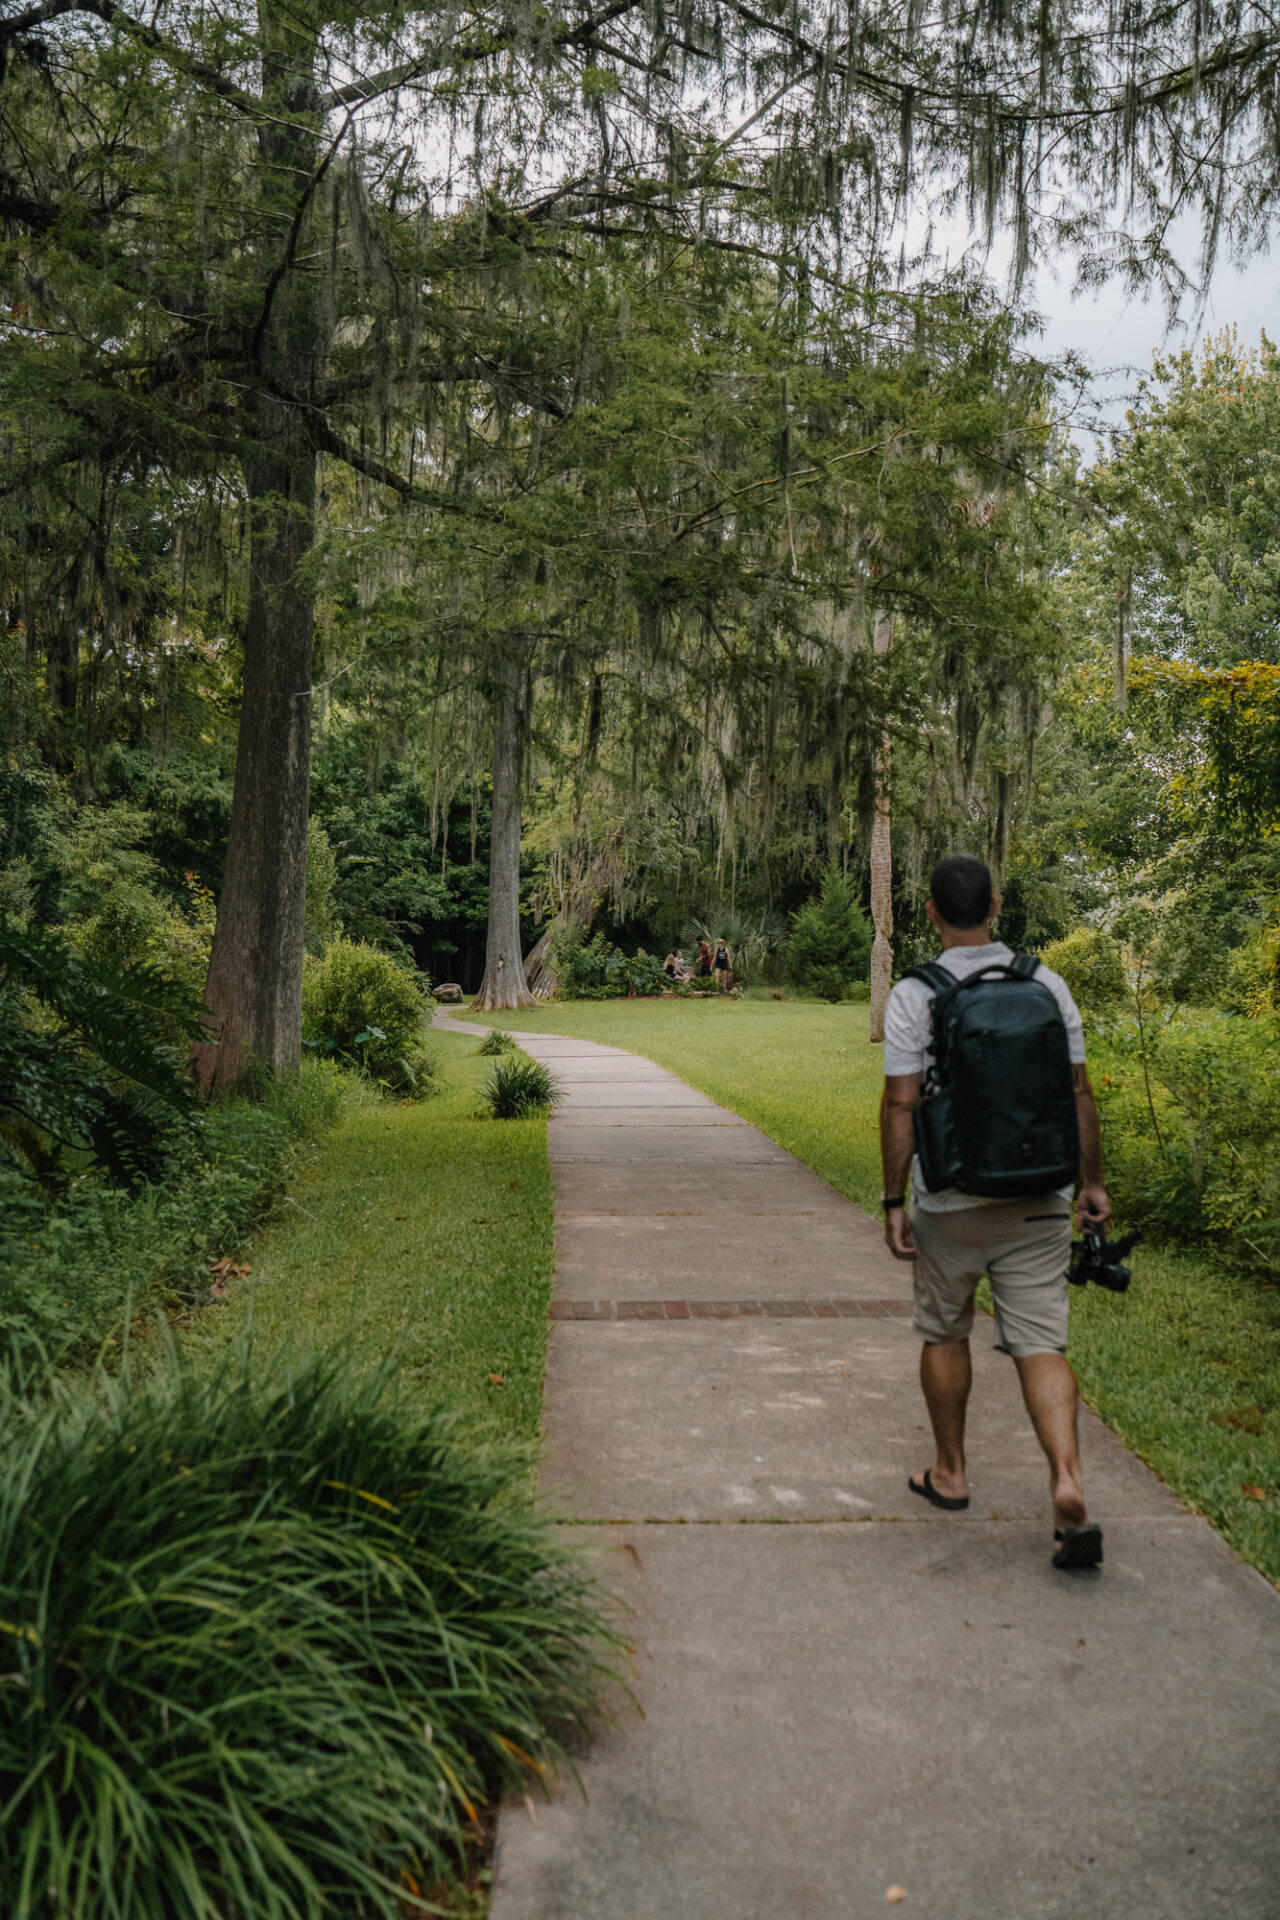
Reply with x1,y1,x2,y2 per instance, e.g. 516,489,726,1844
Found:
464,997,1280,1583
197,1030,553,1440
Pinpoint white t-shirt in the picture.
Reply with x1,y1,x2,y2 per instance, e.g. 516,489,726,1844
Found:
882,942,1086,1212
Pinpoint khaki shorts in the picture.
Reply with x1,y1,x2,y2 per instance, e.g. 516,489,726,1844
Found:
911,1200,1073,1358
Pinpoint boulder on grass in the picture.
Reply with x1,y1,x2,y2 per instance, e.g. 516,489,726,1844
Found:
434,982,464,1003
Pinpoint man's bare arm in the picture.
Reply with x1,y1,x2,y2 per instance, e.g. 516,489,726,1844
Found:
879,1072,921,1259
1072,1063,1112,1231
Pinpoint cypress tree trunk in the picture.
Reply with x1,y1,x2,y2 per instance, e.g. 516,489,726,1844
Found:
191,438,315,1093
473,656,536,1011
868,607,895,1043
190,20,322,1093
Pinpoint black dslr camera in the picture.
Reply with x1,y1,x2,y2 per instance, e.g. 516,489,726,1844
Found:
1069,1227,1142,1292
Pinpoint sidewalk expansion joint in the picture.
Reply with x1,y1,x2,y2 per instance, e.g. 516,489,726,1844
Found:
553,1512,1193,1528
550,1298,914,1320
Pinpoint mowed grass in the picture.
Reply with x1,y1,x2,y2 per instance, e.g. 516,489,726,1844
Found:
1068,1249,1280,1583
198,1031,553,1439
465,997,1280,1582
463,997,885,1209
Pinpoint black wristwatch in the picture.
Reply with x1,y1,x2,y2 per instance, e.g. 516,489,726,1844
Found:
880,1194,906,1212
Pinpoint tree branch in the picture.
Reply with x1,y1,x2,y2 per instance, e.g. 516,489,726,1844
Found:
320,0,644,111
307,415,498,520
1,0,262,115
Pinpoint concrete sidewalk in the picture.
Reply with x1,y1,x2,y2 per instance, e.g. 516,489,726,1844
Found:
443,1017,1280,1919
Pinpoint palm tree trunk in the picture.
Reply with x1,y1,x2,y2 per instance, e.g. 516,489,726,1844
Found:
868,607,895,1044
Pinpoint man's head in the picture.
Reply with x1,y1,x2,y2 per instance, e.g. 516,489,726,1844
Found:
927,853,995,933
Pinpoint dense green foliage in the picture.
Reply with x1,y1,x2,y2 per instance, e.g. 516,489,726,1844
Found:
0,921,203,1192
0,1062,344,1373
1039,929,1129,1009
0,1343,617,1920
1091,1014,1280,1272
549,931,667,1001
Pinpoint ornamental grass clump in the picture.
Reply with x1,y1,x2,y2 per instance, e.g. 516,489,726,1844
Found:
483,1058,561,1119
0,1346,619,1920
477,1027,518,1055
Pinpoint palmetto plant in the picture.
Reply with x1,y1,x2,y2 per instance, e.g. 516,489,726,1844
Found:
0,922,205,1191
0,1344,619,1920
683,909,790,985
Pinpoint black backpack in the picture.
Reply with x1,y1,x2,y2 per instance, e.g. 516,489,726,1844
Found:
902,953,1079,1199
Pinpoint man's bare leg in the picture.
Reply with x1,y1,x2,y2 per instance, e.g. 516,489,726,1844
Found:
1013,1352,1088,1530
913,1339,972,1502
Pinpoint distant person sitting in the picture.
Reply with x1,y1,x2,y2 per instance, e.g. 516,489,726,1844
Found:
713,938,732,992
663,951,679,982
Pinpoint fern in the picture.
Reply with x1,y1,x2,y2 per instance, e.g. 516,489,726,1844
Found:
0,923,205,1192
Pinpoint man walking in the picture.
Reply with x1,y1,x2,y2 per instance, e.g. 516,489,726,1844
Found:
878,853,1112,1569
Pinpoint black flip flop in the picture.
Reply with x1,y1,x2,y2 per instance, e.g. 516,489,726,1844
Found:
1052,1522,1103,1570
908,1468,969,1512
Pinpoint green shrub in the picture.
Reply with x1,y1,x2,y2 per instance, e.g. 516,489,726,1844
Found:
549,930,617,998
302,938,435,1095
788,870,872,1001
0,1061,346,1370
1221,924,1280,1016
0,1344,618,1920
1039,927,1129,1008
549,931,666,1000
1093,1012,1280,1272
484,1058,562,1118
478,1026,519,1055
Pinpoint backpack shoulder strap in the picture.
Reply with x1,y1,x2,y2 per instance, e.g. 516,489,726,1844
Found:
1008,951,1041,980
901,963,954,995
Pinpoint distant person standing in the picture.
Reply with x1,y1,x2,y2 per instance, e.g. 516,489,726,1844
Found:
696,938,713,979
713,937,732,993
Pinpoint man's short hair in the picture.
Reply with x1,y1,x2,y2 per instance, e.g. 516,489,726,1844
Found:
930,853,993,930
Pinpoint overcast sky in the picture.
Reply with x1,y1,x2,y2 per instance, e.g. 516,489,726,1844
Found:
1029,239,1276,452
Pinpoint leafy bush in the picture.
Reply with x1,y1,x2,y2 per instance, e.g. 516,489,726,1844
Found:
615,947,669,996
484,1058,562,1118
0,921,204,1192
788,870,872,1001
302,938,435,1095
549,930,666,999
1093,1011,1280,1272
478,1026,519,1055
1221,924,1280,1016
0,1061,346,1370
0,1344,618,1920
1039,927,1129,1009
